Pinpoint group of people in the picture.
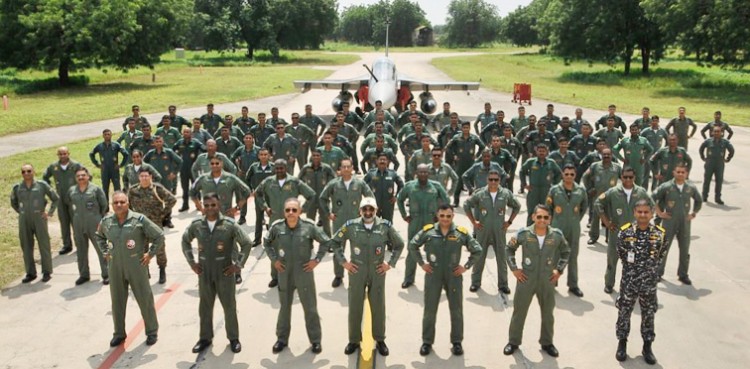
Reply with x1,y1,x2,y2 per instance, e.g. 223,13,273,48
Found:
10,99,734,365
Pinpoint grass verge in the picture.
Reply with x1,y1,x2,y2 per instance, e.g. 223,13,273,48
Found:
433,53,750,125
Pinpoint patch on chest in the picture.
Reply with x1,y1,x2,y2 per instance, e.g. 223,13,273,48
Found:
279,249,286,258
524,257,531,266
217,241,225,252
353,247,361,256
555,206,562,214
126,239,136,250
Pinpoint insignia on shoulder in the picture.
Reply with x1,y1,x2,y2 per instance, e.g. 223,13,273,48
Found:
423,224,434,232
456,226,469,235
382,219,393,227
509,236,517,246
599,193,606,200
620,222,631,231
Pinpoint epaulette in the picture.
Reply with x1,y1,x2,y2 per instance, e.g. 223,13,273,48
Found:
620,222,631,231
344,219,355,227
191,218,203,224
381,219,393,227
223,217,236,224
456,225,469,235
270,218,285,228
300,217,315,225
423,224,434,232
138,215,145,222
550,227,564,236
655,224,665,233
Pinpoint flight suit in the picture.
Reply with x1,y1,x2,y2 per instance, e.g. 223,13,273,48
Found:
649,147,692,186
190,172,250,214
95,210,163,341
200,114,224,134
462,161,506,193
489,148,517,187
520,158,562,225
524,130,559,152
90,141,129,199
475,112,497,133
128,182,176,268
299,162,337,233
546,183,588,289
173,138,205,205
216,137,243,159
427,162,459,195
248,124,275,147
285,124,316,170
569,134,597,165
445,134,485,204
361,147,399,172
144,148,182,193
595,114,626,132
506,226,570,346
363,168,404,222
539,115,561,132
548,150,580,171
594,128,624,150
129,136,156,162
338,122,361,172
666,117,696,149
405,148,432,180
42,160,82,252
154,126,181,149
595,184,653,289
640,127,668,191
69,184,109,280
438,125,460,149
122,115,149,131
10,180,58,277
363,122,397,139
581,161,622,242
479,122,504,146
191,152,237,178
401,133,438,169
234,116,257,134
699,137,734,201
318,146,348,172
410,223,482,345
122,163,162,190
463,187,521,288
116,130,143,149
299,114,326,133
244,162,275,241
316,134,355,162
700,120,733,140
264,218,329,345
502,136,523,191
652,180,702,278
263,134,300,174
613,136,654,187
360,133,399,155
319,177,374,278
212,125,245,142
554,128,577,143
182,215,252,342
331,217,404,344
510,116,529,133
397,180,450,284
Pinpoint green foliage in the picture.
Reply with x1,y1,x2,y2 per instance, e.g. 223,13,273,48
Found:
499,0,550,47
442,0,502,47
337,0,429,47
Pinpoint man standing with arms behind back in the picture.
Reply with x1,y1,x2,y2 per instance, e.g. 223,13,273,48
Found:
43,146,82,255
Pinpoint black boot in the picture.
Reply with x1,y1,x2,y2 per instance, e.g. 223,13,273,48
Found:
616,339,627,361
158,267,166,284
642,341,656,365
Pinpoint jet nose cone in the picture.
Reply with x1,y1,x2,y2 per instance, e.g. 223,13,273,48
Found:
369,82,397,110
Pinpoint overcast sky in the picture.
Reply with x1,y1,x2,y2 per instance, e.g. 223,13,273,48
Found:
337,0,533,26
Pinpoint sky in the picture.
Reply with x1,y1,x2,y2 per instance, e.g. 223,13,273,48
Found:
336,0,534,26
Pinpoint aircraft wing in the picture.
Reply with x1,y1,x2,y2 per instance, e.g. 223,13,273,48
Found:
398,74,480,92
293,75,370,93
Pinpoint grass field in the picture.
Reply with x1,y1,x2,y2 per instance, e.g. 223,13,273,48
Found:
0,50,358,137
433,53,750,125
0,137,101,288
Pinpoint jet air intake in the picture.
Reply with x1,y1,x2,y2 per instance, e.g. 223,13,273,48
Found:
332,91,353,112
419,92,437,114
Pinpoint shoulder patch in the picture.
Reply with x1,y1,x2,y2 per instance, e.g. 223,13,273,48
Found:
457,226,469,235
422,224,434,232
344,219,355,227
655,225,665,233
620,222,631,231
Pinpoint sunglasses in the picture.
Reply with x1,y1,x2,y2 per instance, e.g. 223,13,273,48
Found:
284,208,299,213
210,162,222,166
438,214,453,218
488,178,500,182
113,201,127,205
535,215,550,220
361,207,375,212
563,173,576,177
21,170,32,174
622,176,634,179
432,154,441,157
204,203,219,208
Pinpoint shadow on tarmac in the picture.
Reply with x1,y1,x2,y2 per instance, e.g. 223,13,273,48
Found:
555,292,595,317
466,288,508,312
253,289,282,309
259,350,330,369
60,281,103,300
176,346,251,369
1,280,52,299
658,280,712,301
411,351,486,369
88,342,158,369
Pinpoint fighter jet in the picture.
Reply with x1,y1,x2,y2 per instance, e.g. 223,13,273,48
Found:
293,23,479,115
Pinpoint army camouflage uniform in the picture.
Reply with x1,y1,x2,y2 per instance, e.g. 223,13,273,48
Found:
128,182,176,268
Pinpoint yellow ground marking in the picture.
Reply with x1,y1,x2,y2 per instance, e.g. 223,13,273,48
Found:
359,295,375,369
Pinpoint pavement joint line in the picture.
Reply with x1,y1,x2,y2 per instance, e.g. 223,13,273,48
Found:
97,282,181,369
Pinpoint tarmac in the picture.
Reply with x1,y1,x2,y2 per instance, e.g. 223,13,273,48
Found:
0,51,748,369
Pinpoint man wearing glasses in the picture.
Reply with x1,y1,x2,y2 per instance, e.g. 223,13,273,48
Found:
331,197,404,357
595,167,652,294
11,164,59,283
409,204,482,356
504,205,570,358
581,146,621,245
285,113,317,171
264,122,300,174
264,198,330,354
69,167,109,286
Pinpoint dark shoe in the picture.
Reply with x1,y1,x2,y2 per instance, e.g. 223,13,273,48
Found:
75,276,90,286
252,239,262,247
110,336,126,347
344,342,360,355
268,279,278,288
332,277,342,288
604,285,614,294
235,274,242,284
401,281,413,289
272,340,286,353
569,287,584,297
716,198,725,205
451,342,464,356
586,222,591,229
499,286,511,294
419,343,432,356
238,217,246,225
518,189,525,194
146,334,157,346
469,284,480,292
587,239,597,245
41,273,51,282
230,339,241,353
616,339,627,362
376,341,389,356
702,195,708,202
164,220,174,229
192,339,212,353
21,274,37,283
59,247,73,255
158,268,166,284
178,204,189,212
503,343,518,355
542,344,559,357
451,202,459,208
311,343,322,354
642,341,657,365
102,278,110,285
678,276,692,285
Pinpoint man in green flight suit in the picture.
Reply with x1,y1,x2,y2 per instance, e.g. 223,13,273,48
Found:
42,146,82,255
464,169,521,294
398,164,451,288
332,197,404,357
319,158,374,287
520,143,563,225
155,115,182,148
546,164,588,297
410,204,482,357
503,205,570,358
613,124,654,187
652,163,702,284
95,191,162,347
264,198,329,354
444,121,485,206
363,154,405,225
11,164,59,283
182,193,252,354
582,148,621,245
699,126,734,204
69,167,109,285
90,129,130,200
665,107,697,149
299,150,337,234
649,134,692,187
595,167,653,293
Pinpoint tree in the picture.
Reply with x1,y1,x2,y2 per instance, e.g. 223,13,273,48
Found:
443,0,502,47
189,0,241,51
499,0,550,47
337,5,375,44
0,0,190,86
336,0,429,47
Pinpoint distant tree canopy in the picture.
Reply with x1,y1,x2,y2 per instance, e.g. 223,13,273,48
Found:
499,0,550,47
0,0,191,86
442,0,502,47
337,0,430,47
